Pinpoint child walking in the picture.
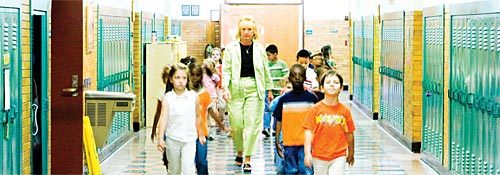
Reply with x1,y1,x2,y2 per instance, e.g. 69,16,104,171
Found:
303,70,355,175
274,64,319,174
157,63,206,175
189,62,229,174
151,65,171,170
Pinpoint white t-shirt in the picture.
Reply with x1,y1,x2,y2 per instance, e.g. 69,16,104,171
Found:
304,67,318,89
164,90,198,142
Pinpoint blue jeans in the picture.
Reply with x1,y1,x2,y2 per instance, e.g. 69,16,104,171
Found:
263,91,271,130
275,140,285,174
195,138,208,175
284,146,313,175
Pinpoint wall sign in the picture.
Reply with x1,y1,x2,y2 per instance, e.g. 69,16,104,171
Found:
191,5,199,16
181,5,190,16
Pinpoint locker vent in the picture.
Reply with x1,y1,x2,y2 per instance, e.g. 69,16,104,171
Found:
98,103,107,126
87,103,96,126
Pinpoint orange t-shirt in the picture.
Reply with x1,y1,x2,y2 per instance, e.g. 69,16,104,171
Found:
197,88,211,137
302,101,356,161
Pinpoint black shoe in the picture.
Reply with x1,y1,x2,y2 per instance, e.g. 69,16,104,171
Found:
262,128,270,137
207,136,214,141
243,163,252,172
235,156,243,167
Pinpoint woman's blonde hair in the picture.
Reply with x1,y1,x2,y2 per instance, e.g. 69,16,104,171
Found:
236,15,259,40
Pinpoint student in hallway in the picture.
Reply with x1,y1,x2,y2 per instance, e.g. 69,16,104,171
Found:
303,70,355,175
151,65,171,170
268,77,293,174
296,49,318,89
274,64,319,175
189,62,229,174
263,44,289,137
157,63,206,175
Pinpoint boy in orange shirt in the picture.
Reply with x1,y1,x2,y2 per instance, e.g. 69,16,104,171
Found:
274,64,318,174
303,70,355,175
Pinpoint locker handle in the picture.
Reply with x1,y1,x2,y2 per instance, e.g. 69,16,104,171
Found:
485,99,496,113
9,105,17,121
473,95,483,110
466,93,474,107
447,88,454,100
492,102,500,117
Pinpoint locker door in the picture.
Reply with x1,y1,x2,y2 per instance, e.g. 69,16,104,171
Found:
0,8,21,174
422,7,444,165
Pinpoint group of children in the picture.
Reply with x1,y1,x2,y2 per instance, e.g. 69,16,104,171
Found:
266,45,355,175
152,48,229,175
151,44,355,175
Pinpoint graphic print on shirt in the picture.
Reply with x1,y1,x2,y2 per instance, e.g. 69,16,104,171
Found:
315,114,348,132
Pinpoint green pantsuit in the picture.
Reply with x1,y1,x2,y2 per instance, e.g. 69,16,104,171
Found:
227,77,264,155
222,40,274,156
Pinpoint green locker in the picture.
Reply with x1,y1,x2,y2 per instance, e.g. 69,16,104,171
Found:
380,12,405,134
97,6,132,145
352,16,375,115
422,5,445,166
154,13,165,42
353,20,363,106
0,7,22,174
449,2,500,174
362,16,374,113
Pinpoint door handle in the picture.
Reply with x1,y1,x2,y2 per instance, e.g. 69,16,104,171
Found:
62,75,79,96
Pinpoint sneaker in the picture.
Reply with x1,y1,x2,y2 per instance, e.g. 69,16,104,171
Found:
262,128,271,137
207,136,214,141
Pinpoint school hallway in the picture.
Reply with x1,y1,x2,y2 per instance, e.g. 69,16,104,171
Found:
100,92,438,175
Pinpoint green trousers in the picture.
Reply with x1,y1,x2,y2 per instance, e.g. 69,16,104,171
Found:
227,77,264,156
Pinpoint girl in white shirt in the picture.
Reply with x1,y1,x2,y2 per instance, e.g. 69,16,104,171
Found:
157,63,206,175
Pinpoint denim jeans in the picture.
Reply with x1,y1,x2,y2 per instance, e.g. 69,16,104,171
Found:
263,91,272,130
274,131,284,174
195,138,208,175
284,146,313,175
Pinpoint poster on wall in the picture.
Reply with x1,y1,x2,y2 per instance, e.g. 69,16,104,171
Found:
191,5,200,16
182,5,190,16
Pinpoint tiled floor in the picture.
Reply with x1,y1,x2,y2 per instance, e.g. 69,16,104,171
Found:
100,92,438,175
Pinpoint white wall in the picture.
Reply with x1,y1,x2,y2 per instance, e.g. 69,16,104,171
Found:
135,0,165,13
95,0,132,9
304,1,350,20
350,0,484,19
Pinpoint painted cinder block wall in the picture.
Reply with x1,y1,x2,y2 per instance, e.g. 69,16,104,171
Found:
403,10,423,152
304,20,351,85
21,0,32,173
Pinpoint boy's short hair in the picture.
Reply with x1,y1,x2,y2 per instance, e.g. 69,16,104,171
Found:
266,44,278,54
180,56,196,65
296,49,310,60
319,70,343,88
289,64,307,79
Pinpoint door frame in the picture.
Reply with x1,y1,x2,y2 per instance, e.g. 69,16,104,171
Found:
30,9,49,175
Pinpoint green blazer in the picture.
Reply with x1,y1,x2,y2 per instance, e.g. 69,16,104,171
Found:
222,40,274,100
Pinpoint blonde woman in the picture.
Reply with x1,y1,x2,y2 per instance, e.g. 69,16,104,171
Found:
221,15,273,172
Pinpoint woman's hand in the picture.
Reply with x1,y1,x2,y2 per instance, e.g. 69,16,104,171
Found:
222,89,231,102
